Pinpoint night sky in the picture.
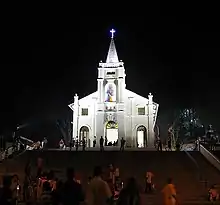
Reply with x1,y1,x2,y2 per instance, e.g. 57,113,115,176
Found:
0,10,219,136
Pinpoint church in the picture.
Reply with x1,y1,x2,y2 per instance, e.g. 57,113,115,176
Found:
69,29,159,148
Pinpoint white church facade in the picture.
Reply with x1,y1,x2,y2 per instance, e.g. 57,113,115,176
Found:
69,30,159,148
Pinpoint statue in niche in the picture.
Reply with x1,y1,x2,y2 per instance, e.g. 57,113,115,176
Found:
105,83,115,102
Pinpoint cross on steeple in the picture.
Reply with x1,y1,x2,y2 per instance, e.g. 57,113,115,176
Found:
110,29,115,38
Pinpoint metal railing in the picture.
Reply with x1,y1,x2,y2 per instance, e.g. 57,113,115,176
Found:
184,150,202,181
199,144,220,172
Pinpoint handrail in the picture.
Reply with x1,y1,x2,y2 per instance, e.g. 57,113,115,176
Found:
184,150,202,181
199,144,220,172
0,145,26,162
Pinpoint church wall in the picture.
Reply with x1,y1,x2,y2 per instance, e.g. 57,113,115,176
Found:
124,90,153,147
69,35,159,148
77,99,97,147
117,112,125,140
95,112,105,146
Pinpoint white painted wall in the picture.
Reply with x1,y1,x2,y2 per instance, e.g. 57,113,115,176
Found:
69,37,159,147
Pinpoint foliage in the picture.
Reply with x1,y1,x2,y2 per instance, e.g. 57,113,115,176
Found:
56,119,72,143
172,108,205,143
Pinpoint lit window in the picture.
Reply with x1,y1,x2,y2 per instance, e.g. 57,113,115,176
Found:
81,108,88,116
138,107,145,115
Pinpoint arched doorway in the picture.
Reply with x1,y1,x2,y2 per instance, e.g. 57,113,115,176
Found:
136,126,147,147
79,126,89,146
106,121,118,144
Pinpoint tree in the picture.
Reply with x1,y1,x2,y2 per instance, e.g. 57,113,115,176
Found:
56,119,72,143
171,108,205,144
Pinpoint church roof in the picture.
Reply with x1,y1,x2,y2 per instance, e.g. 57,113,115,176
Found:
106,38,119,63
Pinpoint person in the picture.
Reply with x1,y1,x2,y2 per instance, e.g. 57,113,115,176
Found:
48,170,57,191
105,136,108,146
62,167,84,205
157,137,162,151
120,138,125,151
87,166,112,205
42,137,48,149
145,171,154,193
100,136,104,151
93,137,96,148
162,178,177,205
10,175,21,202
37,172,48,199
117,177,140,205
208,184,219,202
69,139,73,151
40,181,52,205
75,138,79,151
82,137,86,151
59,139,65,149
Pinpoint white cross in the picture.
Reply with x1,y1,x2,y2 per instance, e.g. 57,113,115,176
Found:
110,29,115,38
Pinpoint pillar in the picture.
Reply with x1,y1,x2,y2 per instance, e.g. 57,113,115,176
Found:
97,79,102,103
73,94,79,139
148,93,154,148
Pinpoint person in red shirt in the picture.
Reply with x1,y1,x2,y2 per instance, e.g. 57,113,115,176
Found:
209,185,219,202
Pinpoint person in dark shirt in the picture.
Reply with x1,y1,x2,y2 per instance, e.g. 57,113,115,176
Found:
100,136,104,151
62,167,84,205
117,177,140,205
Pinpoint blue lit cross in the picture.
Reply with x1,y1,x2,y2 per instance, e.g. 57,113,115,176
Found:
110,29,116,38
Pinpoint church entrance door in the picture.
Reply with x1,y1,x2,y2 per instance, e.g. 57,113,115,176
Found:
106,121,118,145
79,126,89,146
136,126,147,147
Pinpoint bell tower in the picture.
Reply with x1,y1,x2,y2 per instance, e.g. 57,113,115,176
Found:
97,29,126,104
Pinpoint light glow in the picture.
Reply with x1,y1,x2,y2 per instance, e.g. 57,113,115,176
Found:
106,128,118,143
137,131,144,147
110,29,116,38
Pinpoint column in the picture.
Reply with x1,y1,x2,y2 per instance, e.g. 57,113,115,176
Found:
148,93,154,148
100,80,104,102
117,79,120,102
120,80,124,103
97,79,102,103
93,99,97,137
73,94,79,138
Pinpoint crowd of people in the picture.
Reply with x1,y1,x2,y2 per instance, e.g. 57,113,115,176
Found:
0,153,184,205
57,137,126,152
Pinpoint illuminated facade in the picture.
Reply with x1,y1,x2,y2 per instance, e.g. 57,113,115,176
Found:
69,30,159,147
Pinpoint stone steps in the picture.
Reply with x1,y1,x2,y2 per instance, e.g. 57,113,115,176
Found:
1,150,220,203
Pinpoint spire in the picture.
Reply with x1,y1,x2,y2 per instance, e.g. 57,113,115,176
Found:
106,29,119,63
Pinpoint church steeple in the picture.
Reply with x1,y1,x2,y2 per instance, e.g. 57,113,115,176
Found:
106,29,119,63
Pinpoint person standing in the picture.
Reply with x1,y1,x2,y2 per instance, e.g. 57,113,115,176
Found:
93,137,96,148
162,178,177,205
62,167,84,205
157,137,162,151
120,138,125,151
100,136,104,151
145,171,154,193
86,166,112,205
82,137,86,151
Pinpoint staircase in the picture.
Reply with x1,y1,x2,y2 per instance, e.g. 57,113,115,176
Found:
1,149,220,203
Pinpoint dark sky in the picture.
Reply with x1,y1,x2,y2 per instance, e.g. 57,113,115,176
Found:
0,8,219,134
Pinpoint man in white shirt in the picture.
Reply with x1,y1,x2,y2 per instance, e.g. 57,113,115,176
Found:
87,166,112,205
